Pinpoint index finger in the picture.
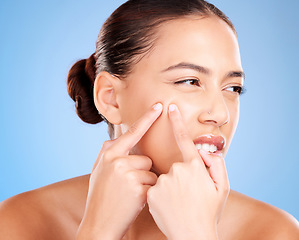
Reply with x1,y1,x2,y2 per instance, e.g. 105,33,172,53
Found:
168,104,200,163
110,103,163,155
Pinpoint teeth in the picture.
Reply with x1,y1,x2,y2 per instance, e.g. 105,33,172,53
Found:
196,144,202,150
210,144,217,153
195,143,217,153
202,143,210,152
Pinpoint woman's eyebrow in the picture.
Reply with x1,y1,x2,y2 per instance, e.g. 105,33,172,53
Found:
226,71,245,81
161,62,210,74
162,62,245,81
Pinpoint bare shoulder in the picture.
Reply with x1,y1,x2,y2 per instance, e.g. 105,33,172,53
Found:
226,190,299,240
0,174,90,240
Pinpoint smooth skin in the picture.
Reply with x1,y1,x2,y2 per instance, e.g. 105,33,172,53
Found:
77,103,163,240
147,104,229,240
111,16,242,176
1,16,298,240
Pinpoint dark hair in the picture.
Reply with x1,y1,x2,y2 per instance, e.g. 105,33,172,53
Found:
67,0,235,138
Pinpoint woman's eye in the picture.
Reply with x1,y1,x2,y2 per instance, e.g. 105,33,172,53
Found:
174,79,200,86
225,86,245,95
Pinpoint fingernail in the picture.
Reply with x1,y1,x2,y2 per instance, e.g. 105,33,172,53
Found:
200,149,223,157
153,103,163,111
168,104,177,112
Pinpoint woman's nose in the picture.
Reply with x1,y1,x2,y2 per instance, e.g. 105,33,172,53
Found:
197,92,230,127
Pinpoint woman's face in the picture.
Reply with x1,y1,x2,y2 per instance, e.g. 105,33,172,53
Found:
116,16,244,175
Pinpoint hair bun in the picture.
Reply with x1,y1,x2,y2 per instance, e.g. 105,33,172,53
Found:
67,53,104,124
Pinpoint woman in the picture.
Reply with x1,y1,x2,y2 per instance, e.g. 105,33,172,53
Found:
0,0,298,239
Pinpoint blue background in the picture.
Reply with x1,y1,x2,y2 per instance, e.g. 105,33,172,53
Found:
0,0,298,219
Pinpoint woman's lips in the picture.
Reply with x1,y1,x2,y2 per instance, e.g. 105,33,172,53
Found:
193,134,226,153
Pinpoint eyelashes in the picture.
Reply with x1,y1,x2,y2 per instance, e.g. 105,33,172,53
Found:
174,79,246,95
174,79,200,86
225,86,246,95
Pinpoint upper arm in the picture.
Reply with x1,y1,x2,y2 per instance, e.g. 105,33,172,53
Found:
270,211,299,240
256,207,299,240
0,193,44,240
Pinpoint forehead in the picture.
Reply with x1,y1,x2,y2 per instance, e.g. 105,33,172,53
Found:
156,16,238,49
134,16,242,74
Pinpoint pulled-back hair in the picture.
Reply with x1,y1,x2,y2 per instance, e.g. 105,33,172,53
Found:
67,0,235,138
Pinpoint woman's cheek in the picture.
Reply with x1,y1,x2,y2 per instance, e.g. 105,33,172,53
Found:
124,86,198,174
133,100,194,174
133,105,180,174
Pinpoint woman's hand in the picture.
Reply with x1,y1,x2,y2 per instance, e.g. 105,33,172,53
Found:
76,103,163,240
147,104,230,240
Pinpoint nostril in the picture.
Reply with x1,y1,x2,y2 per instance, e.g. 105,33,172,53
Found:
205,119,217,124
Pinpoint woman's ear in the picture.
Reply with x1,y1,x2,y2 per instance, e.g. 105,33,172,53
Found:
93,71,122,125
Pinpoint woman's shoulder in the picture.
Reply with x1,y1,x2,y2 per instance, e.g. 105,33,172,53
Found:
0,174,90,240
224,190,299,240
